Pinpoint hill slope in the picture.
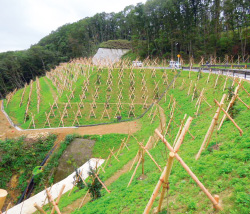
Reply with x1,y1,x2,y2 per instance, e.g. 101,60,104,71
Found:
4,59,177,129
22,64,250,214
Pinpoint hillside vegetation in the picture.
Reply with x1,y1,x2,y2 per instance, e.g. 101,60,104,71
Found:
99,40,132,49
4,59,177,129
15,62,248,213
0,0,249,98
0,134,56,204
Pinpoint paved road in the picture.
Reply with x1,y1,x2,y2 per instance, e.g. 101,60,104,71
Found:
147,66,250,81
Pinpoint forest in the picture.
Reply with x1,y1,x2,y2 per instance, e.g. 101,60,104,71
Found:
0,0,249,97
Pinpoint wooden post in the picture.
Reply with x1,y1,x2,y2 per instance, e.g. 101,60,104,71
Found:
143,165,168,214
128,153,142,187
165,100,176,134
187,80,193,95
103,154,112,170
4,202,11,214
196,94,227,160
34,203,47,214
206,71,211,84
173,114,187,147
141,148,145,175
45,187,61,214
129,150,140,171
223,76,228,91
109,148,120,162
213,195,220,209
234,78,250,97
218,80,241,130
138,142,162,172
51,185,65,214
78,171,87,186
145,118,193,213
78,190,90,209
93,173,111,193
157,152,175,212
174,151,222,211
237,96,250,109
155,130,222,211
0,189,7,211
214,99,243,135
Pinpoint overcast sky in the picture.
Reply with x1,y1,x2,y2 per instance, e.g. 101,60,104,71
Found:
0,0,146,53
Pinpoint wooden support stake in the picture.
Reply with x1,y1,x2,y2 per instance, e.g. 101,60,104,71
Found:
138,141,162,172
4,202,11,214
214,99,243,136
34,203,47,214
157,152,175,212
196,94,227,160
109,148,120,162
93,173,111,193
237,96,250,109
187,80,193,95
45,187,61,214
78,171,87,186
143,162,168,214
234,79,250,97
128,153,142,187
129,150,140,171
155,129,222,211
173,114,187,147
218,80,241,130
78,190,90,209
51,184,65,214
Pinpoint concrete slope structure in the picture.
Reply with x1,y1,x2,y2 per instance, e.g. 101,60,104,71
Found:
92,48,129,65
3,158,104,214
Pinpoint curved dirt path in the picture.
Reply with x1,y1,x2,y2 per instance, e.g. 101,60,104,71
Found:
0,101,141,140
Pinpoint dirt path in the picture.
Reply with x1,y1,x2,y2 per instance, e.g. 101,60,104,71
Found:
0,100,141,140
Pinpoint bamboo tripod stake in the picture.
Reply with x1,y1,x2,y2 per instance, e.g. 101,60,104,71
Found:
196,94,227,160
51,184,65,214
157,152,174,212
34,203,47,214
218,80,241,130
45,187,61,214
214,99,243,135
146,129,222,213
144,117,193,213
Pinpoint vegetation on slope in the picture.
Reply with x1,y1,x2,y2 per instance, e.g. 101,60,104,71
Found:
0,134,56,203
72,71,250,214
39,69,249,213
4,63,177,129
99,40,132,49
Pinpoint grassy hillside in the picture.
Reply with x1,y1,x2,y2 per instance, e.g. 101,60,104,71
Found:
37,68,249,213
4,60,177,129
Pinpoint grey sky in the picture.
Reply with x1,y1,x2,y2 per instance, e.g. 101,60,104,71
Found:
0,0,146,53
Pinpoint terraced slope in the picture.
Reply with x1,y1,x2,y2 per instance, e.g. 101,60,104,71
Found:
4,61,177,129
36,69,250,214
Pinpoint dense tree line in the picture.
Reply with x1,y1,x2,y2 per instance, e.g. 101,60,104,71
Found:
0,0,249,97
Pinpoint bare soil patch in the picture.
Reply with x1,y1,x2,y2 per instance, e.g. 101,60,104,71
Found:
54,138,95,182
